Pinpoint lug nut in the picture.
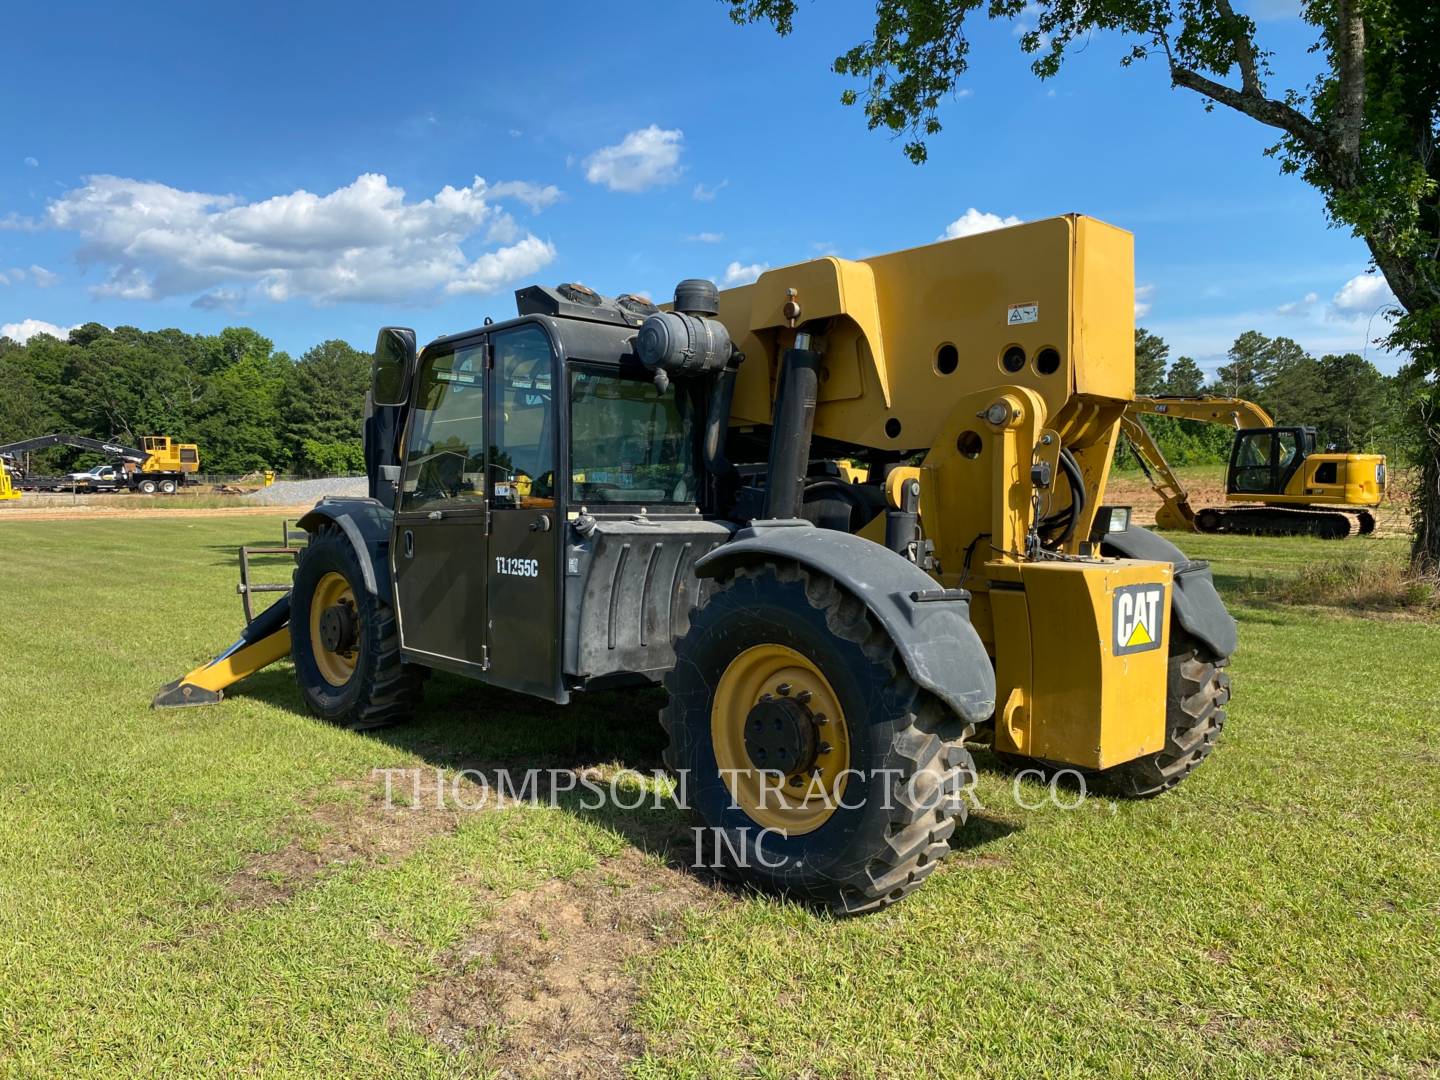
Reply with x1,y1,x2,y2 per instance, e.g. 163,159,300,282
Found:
788,775,803,788
796,690,812,704
814,714,827,725
819,742,833,754
776,683,792,696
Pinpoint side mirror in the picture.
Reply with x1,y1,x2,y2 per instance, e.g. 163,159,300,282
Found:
372,327,417,407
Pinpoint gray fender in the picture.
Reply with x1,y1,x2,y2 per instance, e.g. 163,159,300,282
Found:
1102,526,1237,660
695,521,997,725
295,496,395,598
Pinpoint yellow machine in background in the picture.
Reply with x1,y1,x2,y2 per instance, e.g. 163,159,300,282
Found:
0,457,18,501
1123,396,1386,538
0,433,200,494
136,435,201,478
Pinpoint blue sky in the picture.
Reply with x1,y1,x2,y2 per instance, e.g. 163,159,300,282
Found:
0,0,1404,375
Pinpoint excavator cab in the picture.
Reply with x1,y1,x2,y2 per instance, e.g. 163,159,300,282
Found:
1226,426,1312,497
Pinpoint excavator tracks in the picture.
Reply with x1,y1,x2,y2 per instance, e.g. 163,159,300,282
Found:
1194,506,1370,540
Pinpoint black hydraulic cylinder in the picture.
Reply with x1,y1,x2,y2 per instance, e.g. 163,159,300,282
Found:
763,348,822,519
885,472,922,557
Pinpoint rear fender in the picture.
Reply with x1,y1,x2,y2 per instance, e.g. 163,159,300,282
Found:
295,497,395,599
1102,525,1237,660
695,521,996,725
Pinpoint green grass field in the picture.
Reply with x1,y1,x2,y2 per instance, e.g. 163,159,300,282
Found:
0,517,1435,1077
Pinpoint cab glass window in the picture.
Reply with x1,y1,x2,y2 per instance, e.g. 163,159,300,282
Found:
1232,431,1275,494
400,343,486,511
569,368,696,505
491,326,557,509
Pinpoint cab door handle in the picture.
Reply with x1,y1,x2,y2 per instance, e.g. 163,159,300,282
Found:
529,514,552,532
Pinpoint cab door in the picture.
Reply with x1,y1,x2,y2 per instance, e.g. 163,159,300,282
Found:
392,338,491,675
483,324,564,699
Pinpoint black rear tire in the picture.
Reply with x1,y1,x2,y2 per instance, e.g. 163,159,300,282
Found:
291,527,423,730
661,561,976,914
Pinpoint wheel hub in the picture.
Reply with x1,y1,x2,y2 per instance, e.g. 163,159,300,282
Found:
319,603,357,654
743,695,819,777
710,644,851,834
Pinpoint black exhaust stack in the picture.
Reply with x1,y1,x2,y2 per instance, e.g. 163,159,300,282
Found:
763,340,822,519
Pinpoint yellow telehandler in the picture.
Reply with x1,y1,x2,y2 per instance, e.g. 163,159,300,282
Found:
158,216,1235,912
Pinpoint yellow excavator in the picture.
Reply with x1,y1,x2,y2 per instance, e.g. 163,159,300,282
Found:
1122,396,1387,539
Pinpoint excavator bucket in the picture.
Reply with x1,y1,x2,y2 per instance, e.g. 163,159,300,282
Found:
152,595,292,708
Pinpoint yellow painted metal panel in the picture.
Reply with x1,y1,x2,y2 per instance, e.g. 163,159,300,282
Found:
1070,217,1135,401
996,559,1171,770
718,216,1137,453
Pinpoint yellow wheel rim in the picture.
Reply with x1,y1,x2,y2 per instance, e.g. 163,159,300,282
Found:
710,643,852,835
309,571,359,688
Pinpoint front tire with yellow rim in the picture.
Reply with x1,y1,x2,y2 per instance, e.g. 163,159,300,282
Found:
291,526,423,729
661,560,976,914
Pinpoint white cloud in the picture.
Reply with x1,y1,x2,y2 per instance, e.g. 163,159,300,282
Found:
2,318,75,343
24,156,38,168
721,261,767,287
584,125,684,193
485,180,560,212
41,172,557,304
1330,272,1397,316
1276,291,1318,316
1135,283,1155,319
28,265,59,288
692,179,728,202
446,235,556,295
686,231,724,243
956,88,974,99
940,208,1023,240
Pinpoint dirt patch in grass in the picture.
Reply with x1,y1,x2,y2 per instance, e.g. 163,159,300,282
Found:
229,770,469,905
414,846,724,1078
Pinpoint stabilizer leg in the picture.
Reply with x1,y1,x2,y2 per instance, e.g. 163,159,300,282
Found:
153,595,292,708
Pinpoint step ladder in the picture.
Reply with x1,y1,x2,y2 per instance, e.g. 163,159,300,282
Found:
237,520,306,624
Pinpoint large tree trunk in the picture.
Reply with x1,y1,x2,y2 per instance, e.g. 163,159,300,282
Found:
1414,363,1440,570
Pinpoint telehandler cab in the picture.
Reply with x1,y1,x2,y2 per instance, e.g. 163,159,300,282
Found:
157,216,1236,912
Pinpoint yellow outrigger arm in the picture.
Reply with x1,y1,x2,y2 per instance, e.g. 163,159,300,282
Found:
153,595,292,708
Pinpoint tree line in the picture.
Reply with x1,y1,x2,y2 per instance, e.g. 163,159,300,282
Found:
0,323,370,476
1128,327,1416,467
0,319,1418,479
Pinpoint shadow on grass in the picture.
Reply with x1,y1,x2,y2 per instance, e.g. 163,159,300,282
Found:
222,667,1015,889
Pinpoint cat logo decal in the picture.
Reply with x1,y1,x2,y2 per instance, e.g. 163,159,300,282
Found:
1113,584,1164,655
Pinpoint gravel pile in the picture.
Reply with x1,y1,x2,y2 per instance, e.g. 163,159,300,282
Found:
244,476,368,505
